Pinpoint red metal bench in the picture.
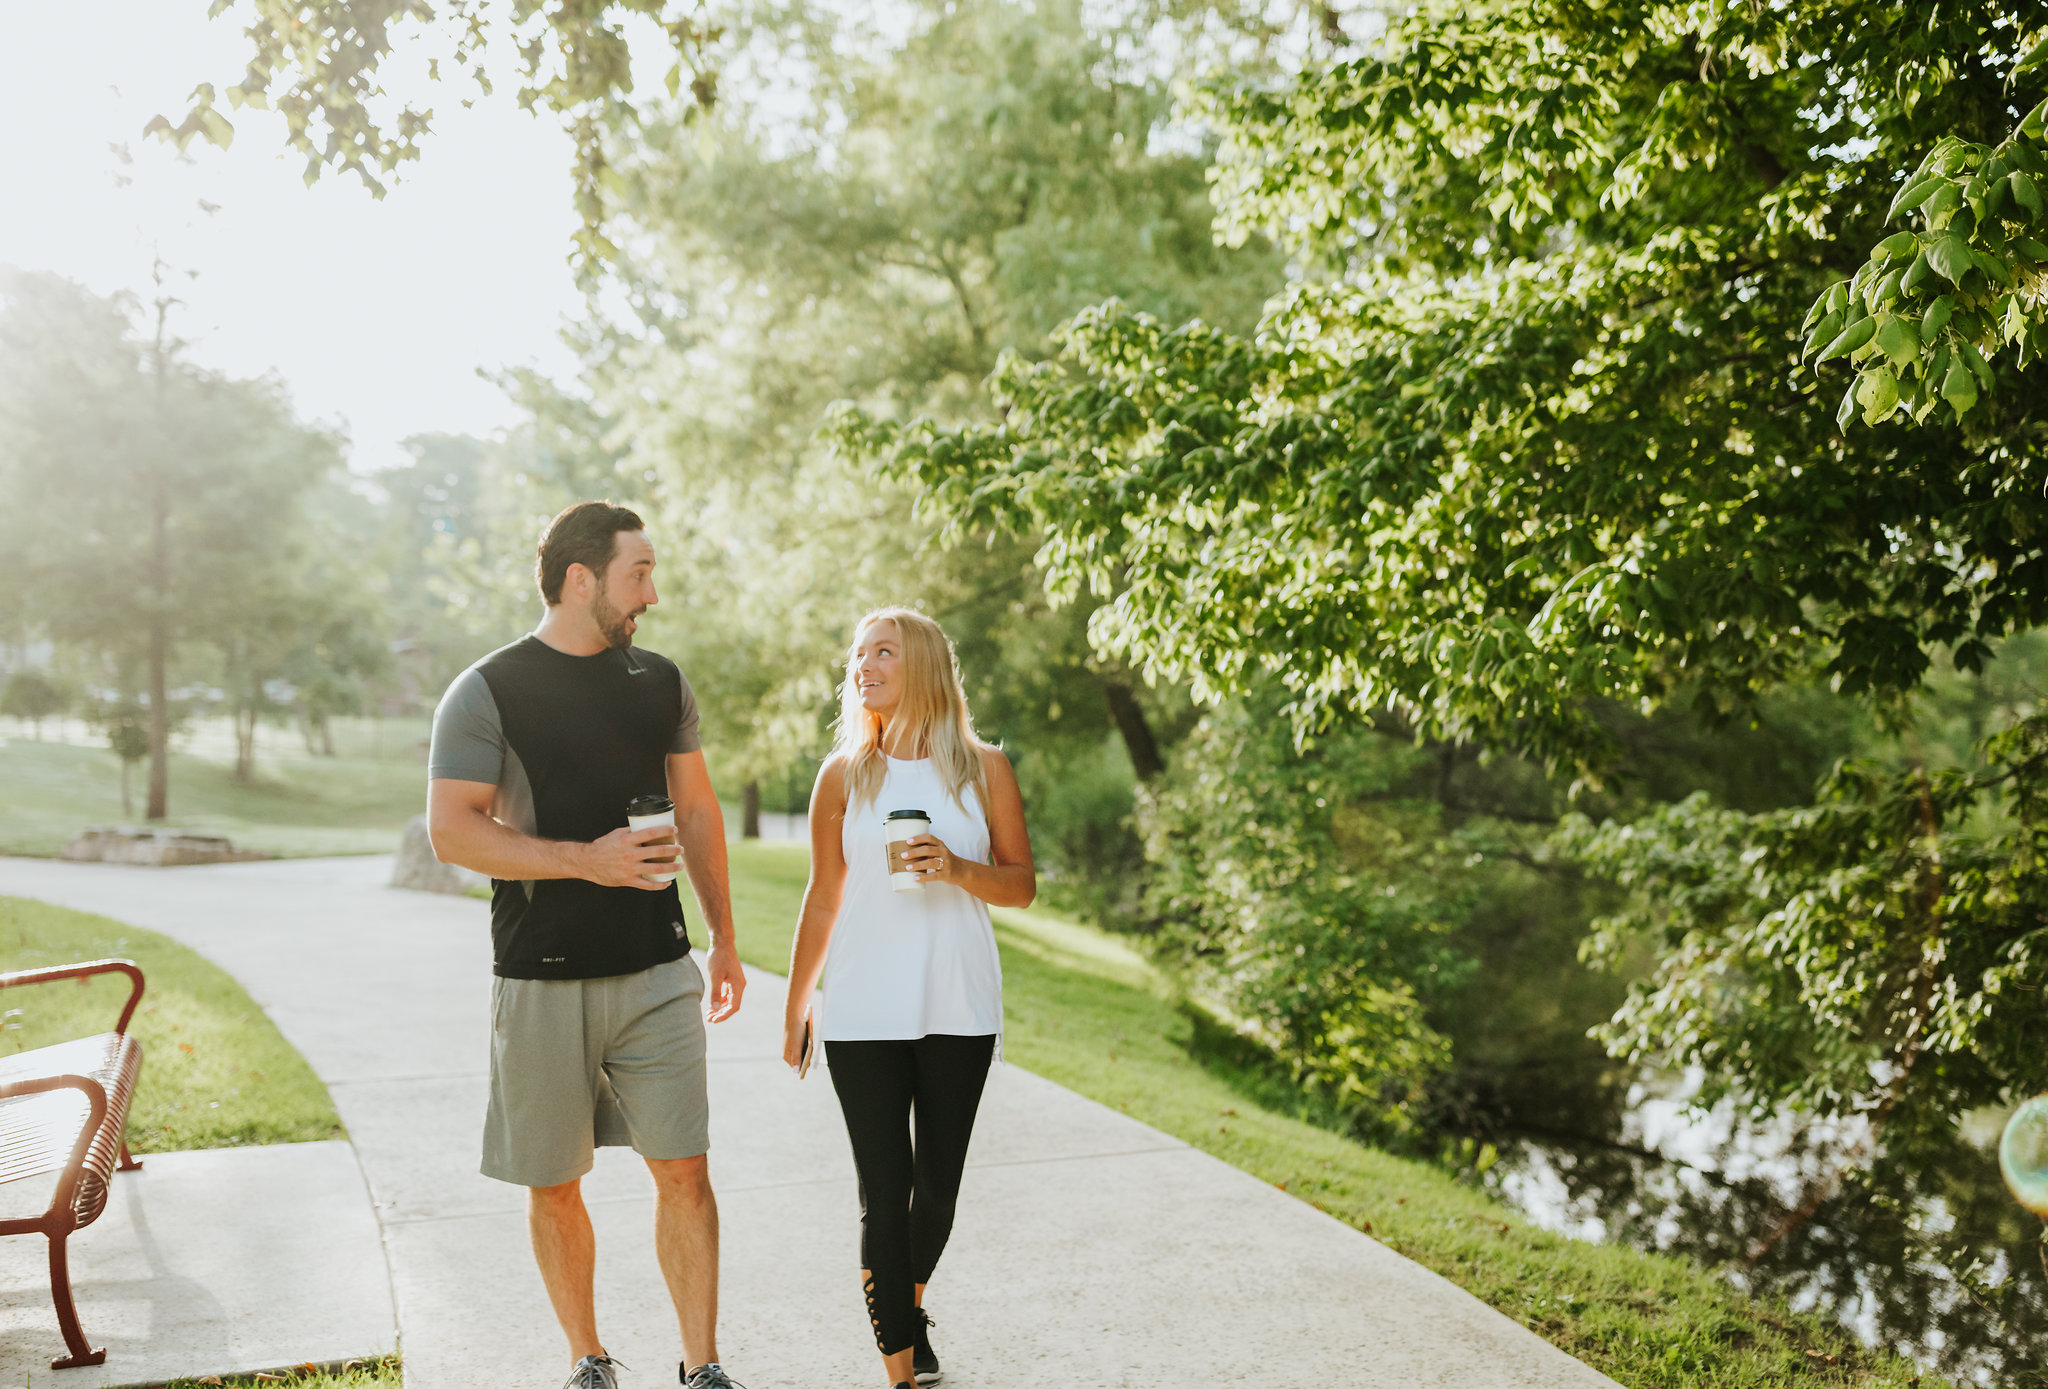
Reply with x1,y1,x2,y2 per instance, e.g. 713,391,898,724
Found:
0,959,146,1369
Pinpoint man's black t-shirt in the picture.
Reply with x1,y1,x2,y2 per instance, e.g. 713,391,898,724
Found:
428,635,701,980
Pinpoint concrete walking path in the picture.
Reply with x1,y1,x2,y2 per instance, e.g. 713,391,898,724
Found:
0,855,1620,1389
0,1142,394,1386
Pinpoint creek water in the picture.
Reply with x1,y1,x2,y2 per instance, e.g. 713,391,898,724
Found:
1485,1070,2048,1386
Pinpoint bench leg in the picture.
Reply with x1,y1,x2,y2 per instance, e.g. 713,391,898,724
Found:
118,1140,142,1171
47,1229,107,1369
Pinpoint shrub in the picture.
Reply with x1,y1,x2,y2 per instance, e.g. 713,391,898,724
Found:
1135,694,1477,1137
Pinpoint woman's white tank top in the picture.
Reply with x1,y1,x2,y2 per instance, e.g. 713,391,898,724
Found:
818,755,1004,1046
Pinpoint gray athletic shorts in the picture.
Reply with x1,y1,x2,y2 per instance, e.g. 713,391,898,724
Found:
481,954,710,1188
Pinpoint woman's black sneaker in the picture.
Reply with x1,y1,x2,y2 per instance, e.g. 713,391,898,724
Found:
912,1307,941,1385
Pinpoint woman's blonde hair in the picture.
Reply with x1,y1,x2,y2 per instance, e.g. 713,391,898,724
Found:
833,606,989,814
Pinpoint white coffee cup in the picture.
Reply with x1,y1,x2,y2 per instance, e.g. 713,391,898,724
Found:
884,809,931,893
626,794,679,884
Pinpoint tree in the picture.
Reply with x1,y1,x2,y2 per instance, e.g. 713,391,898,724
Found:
153,0,763,269
0,270,351,814
0,669,66,739
1815,28,2048,425
836,0,2048,1170
101,705,152,819
573,0,1281,860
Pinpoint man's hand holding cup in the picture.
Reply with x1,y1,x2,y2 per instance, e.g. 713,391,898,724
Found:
585,824,681,890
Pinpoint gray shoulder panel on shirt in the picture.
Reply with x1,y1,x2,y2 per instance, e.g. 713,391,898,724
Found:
673,668,702,755
427,662,537,891
429,665,506,785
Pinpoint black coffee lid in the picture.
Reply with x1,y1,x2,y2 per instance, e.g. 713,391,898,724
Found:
626,794,674,815
885,808,930,821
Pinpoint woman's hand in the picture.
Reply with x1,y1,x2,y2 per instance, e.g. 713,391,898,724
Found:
782,1008,812,1072
900,833,967,887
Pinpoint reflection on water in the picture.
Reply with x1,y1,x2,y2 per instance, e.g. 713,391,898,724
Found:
1485,1070,2048,1386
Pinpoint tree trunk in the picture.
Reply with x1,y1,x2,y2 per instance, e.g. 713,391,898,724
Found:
121,759,133,820
742,780,762,839
145,285,171,822
317,710,335,757
1101,678,1165,780
145,614,169,819
234,706,257,782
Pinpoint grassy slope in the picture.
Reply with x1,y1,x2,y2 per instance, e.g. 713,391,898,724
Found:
0,724,779,862
1,896,344,1151
0,730,425,859
719,841,1941,1389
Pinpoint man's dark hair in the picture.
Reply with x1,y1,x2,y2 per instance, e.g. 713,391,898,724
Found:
536,501,645,605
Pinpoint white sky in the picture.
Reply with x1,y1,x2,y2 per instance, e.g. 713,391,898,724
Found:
0,1,592,472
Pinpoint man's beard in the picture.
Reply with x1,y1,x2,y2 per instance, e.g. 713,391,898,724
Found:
591,580,643,649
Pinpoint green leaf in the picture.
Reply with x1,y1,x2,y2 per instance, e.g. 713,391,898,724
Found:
1942,359,1980,416
1959,337,1994,391
1901,247,1933,292
1987,173,2013,218
2025,94,2048,140
1922,294,1955,339
1816,315,1876,362
1966,174,1991,225
199,108,235,150
1875,314,1920,368
2012,171,2044,220
1837,377,1861,429
2003,294,2029,343
1858,366,1901,423
1922,181,1962,227
2016,33,2048,75
2015,237,2048,261
1888,174,1943,220
1926,231,1972,283
1803,309,1845,357
1974,248,2016,286
1872,230,1918,261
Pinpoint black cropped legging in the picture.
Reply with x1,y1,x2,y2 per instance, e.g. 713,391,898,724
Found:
825,1032,996,1356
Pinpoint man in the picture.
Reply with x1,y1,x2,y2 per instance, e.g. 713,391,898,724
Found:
427,501,748,1389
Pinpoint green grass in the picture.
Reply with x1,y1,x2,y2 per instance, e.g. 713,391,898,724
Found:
1,896,344,1152
0,729,426,859
164,1353,402,1389
720,845,1948,1389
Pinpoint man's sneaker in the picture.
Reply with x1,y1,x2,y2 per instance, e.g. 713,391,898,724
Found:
565,1357,624,1389
680,1364,746,1389
912,1307,941,1385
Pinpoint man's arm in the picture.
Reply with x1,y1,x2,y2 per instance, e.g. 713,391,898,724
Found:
669,750,744,1018
427,778,676,888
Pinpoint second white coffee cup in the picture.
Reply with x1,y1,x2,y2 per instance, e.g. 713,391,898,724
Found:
885,809,931,892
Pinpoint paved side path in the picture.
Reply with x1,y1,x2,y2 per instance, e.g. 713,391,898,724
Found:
0,1142,393,1386
0,857,1620,1389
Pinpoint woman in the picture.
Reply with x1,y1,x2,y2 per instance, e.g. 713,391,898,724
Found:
782,606,1036,1389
